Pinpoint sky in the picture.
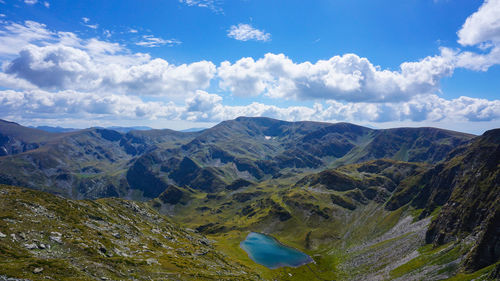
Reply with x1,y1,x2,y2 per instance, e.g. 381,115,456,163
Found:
0,0,499,134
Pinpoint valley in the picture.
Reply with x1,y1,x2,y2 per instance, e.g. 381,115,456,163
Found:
0,117,498,280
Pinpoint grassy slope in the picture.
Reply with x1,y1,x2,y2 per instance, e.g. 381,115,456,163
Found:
161,159,497,280
0,184,258,281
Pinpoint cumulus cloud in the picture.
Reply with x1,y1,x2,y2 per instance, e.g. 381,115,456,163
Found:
0,21,215,98
227,24,271,42
0,89,182,120
457,0,500,46
455,0,500,71
0,12,499,128
180,91,500,124
136,35,181,47
218,51,455,102
0,88,499,128
197,92,498,123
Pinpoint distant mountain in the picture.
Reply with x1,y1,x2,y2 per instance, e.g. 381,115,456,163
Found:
181,127,207,132
30,125,78,133
0,117,474,199
0,120,59,156
103,126,153,133
31,125,153,133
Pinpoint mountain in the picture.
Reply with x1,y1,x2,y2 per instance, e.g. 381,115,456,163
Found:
0,117,474,200
1,117,498,280
0,123,201,199
124,117,473,197
180,127,207,132
30,126,78,133
385,128,500,272
31,125,153,134
162,130,497,280
0,120,59,156
102,126,153,133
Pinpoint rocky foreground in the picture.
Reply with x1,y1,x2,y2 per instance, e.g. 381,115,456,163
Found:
0,185,257,281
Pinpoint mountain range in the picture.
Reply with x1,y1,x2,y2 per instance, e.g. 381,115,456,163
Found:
0,117,498,280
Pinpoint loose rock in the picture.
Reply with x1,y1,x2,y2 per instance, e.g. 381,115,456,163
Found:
24,243,38,250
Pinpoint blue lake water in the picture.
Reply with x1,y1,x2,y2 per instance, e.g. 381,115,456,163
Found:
240,232,313,269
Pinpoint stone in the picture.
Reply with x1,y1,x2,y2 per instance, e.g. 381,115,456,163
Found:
50,235,63,244
0,232,6,238
24,243,38,250
33,267,43,274
50,232,63,244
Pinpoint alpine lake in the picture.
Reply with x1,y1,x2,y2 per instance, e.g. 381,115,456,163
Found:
240,232,314,269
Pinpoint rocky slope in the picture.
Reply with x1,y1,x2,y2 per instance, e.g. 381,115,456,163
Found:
0,184,257,280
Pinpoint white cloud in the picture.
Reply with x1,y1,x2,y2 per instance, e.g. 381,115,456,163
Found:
0,89,181,120
454,0,500,71
218,51,455,102
4,44,215,97
457,0,500,46
0,88,498,130
129,28,138,33
0,20,215,99
179,0,222,13
0,17,498,128
180,91,500,124
24,0,37,4
0,21,54,57
84,24,98,29
81,17,98,29
227,24,271,42
44,1,49,8
136,35,181,47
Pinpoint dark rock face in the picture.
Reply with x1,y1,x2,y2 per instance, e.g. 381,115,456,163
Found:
158,185,184,204
297,170,361,191
126,155,168,198
232,191,264,203
463,208,500,272
95,129,122,142
422,129,500,272
226,178,253,191
331,194,356,210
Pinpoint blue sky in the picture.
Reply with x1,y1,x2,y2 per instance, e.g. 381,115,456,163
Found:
0,0,499,133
